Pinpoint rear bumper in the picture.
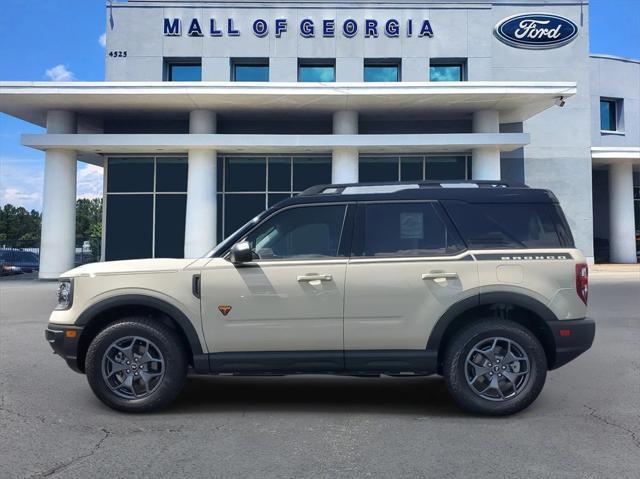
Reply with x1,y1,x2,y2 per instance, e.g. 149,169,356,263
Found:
546,318,595,369
45,324,84,373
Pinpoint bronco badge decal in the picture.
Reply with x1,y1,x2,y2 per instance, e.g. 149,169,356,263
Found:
218,305,232,316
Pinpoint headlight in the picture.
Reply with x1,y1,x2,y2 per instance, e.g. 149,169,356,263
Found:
55,280,73,310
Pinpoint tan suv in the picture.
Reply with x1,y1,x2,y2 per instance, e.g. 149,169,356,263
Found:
45,181,595,415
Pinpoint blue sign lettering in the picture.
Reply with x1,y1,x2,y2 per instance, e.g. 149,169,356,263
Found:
210,18,222,37
187,18,203,37
419,20,434,38
343,19,358,38
494,13,578,49
275,18,287,38
227,18,239,36
300,19,314,38
365,19,378,38
252,19,268,37
164,18,181,36
162,17,435,40
385,19,399,38
323,19,335,38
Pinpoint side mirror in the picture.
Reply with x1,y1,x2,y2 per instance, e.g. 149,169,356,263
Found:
229,241,254,264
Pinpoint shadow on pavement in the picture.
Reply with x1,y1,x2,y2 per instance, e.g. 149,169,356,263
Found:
169,374,464,417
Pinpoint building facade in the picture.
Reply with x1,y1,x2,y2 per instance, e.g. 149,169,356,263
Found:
0,0,638,278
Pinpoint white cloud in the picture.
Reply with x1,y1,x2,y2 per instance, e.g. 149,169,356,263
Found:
45,64,75,82
0,157,44,211
77,163,104,200
98,33,106,48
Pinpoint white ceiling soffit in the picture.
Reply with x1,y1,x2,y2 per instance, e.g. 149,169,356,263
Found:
0,81,577,126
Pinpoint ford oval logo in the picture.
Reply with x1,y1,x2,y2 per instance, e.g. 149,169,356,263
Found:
494,13,578,49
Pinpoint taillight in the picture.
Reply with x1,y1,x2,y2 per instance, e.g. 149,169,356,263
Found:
575,263,588,305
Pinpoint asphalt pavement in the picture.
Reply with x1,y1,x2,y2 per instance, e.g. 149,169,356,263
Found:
1,274,639,478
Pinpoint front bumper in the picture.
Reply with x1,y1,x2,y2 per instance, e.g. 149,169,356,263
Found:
45,324,84,373
546,318,595,369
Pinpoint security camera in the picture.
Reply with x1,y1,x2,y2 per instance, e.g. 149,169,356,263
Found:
555,96,566,107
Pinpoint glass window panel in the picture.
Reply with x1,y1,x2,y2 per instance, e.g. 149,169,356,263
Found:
268,193,292,208
107,158,154,193
105,195,153,260
224,194,266,237
217,157,224,191
298,65,335,82
268,158,291,191
359,157,399,183
245,205,346,260
225,157,266,191
234,64,269,82
169,64,201,81
293,157,331,191
430,65,462,82
155,194,187,258
444,202,562,249
217,193,223,242
425,156,467,180
400,157,423,181
600,99,616,131
354,202,464,257
156,157,188,192
364,65,399,82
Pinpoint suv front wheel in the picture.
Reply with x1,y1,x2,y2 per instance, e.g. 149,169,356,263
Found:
443,319,547,416
85,318,188,412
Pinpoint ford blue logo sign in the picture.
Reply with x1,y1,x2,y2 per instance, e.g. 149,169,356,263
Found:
494,13,578,49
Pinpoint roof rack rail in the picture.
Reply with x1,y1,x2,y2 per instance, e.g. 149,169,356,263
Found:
299,180,528,196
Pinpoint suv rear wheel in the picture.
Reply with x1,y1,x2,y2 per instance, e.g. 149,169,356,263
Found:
85,318,188,412
443,319,547,416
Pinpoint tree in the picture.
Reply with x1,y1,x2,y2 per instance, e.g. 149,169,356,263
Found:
0,204,41,244
75,198,103,239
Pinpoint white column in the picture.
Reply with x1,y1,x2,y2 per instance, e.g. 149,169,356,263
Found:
608,162,637,263
332,110,359,183
39,111,77,279
472,110,501,181
184,110,217,258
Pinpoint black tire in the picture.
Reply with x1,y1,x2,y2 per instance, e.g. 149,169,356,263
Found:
85,318,188,413
443,319,547,416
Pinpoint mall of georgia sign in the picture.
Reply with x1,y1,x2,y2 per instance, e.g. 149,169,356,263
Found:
494,13,578,49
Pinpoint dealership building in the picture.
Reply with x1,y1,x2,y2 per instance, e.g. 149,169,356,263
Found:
0,0,638,278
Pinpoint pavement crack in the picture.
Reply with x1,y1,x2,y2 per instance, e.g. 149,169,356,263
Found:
584,405,640,449
27,428,111,479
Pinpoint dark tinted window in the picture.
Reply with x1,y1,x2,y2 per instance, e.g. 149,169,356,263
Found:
443,202,570,249
292,157,331,191
156,157,188,192
354,202,464,257
106,195,153,260
268,158,291,191
245,205,346,260
226,157,266,191
225,194,266,236
107,158,154,193
167,63,202,81
600,99,617,131
155,194,187,257
426,156,467,180
400,157,423,181
359,157,398,182
233,63,269,81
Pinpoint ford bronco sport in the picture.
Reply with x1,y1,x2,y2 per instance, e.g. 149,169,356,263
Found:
45,181,595,415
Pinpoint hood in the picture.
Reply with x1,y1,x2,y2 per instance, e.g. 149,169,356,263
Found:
60,258,198,278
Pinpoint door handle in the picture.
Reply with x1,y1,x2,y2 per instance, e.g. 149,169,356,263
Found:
421,272,459,280
297,274,333,282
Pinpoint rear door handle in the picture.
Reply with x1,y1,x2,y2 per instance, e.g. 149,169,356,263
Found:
422,272,459,280
297,274,333,282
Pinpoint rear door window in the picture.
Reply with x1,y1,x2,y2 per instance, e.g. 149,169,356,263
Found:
352,201,465,257
442,201,570,249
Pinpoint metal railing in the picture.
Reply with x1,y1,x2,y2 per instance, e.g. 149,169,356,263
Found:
0,237,101,270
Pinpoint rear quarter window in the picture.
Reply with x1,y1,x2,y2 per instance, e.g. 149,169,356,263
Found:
442,201,573,249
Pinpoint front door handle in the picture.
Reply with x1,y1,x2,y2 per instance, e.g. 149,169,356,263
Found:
422,272,459,280
297,274,333,282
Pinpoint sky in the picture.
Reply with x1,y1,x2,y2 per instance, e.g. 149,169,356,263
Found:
1,0,639,212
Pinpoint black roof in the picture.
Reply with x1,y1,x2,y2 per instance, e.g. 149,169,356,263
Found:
279,180,559,206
